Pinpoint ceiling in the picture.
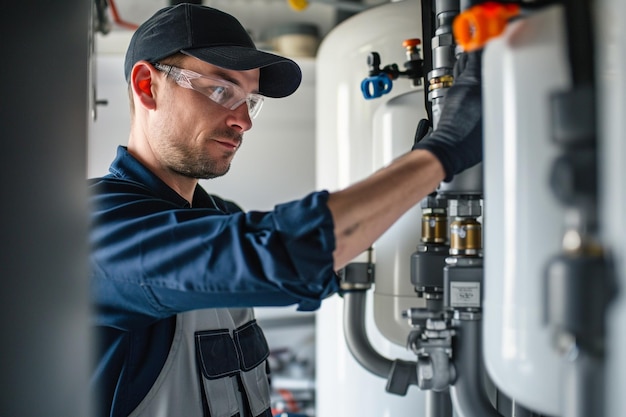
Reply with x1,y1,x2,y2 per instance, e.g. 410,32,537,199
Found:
95,0,390,55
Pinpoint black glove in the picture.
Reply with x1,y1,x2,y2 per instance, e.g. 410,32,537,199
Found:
412,118,432,146
412,50,483,182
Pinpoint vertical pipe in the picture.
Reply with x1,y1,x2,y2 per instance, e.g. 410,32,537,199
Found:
425,390,453,417
450,319,500,417
562,351,604,417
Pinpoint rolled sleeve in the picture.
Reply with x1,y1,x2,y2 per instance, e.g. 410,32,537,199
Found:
90,178,339,325
268,191,338,310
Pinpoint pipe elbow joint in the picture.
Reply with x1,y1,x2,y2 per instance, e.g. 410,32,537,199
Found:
417,350,456,391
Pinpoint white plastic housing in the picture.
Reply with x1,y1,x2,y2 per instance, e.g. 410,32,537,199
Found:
372,91,428,347
482,6,570,416
598,0,626,414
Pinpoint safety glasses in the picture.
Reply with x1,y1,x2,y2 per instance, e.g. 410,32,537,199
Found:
153,63,265,119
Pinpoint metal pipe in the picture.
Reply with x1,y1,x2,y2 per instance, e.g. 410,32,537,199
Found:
425,390,453,417
562,349,604,417
449,318,500,417
343,289,421,396
342,290,394,378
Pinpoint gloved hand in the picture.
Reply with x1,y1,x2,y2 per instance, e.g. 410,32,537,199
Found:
412,50,483,182
412,118,432,145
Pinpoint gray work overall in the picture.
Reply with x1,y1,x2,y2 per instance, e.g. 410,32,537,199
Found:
128,308,272,417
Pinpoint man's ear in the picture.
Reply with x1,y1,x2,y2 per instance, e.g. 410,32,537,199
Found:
130,61,157,110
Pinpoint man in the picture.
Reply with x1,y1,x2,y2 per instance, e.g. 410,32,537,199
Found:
89,3,482,417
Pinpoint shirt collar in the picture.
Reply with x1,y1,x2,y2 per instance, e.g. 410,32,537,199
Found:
107,146,216,209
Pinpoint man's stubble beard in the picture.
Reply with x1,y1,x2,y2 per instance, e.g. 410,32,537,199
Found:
171,150,234,180
159,127,243,180
175,139,241,180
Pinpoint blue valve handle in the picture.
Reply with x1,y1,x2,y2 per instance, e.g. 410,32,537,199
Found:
361,74,393,100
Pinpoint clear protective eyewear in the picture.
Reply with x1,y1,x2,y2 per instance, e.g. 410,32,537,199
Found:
153,63,265,119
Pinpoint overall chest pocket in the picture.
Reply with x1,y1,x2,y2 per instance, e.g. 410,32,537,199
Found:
195,320,271,417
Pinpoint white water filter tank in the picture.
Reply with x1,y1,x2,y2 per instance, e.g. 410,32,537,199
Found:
482,6,570,416
372,90,428,347
315,1,427,416
598,0,626,414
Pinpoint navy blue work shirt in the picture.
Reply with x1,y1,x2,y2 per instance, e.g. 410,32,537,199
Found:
89,146,340,417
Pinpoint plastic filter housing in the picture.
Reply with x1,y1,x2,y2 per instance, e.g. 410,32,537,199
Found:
482,6,570,416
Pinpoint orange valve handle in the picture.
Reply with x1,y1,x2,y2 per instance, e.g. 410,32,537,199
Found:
453,2,521,52
402,38,421,48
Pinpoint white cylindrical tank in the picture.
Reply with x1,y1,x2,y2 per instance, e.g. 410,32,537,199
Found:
598,0,626,415
482,5,570,416
315,1,427,416
372,90,428,347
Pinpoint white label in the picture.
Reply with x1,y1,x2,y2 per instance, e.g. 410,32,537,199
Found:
450,282,481,308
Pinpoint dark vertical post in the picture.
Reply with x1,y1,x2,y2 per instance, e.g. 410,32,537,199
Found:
0,1,91,417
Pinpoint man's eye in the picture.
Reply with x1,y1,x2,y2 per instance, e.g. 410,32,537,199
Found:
209,86,233,101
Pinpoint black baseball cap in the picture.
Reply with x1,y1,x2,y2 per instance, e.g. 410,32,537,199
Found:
124,3,302,98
